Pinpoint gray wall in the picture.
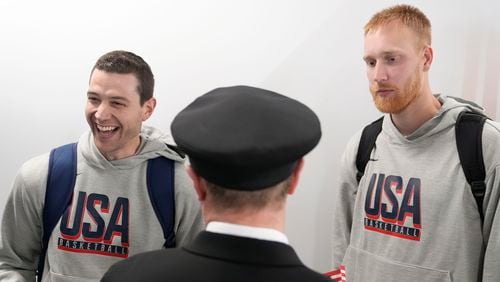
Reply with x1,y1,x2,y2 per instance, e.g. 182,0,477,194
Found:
1,0,499,273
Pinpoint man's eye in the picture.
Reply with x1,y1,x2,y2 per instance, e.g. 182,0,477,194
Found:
365,60,376,67
386,57,397,63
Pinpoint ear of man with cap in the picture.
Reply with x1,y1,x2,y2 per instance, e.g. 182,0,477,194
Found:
171,85,321,230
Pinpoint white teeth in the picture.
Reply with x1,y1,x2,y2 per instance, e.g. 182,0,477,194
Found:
97,125,117,132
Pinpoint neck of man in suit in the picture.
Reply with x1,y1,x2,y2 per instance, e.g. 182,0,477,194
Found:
186,159,304,233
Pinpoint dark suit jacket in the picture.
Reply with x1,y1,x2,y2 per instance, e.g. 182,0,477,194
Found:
101,231,330,282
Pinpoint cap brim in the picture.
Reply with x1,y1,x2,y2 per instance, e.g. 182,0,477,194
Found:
190,157,298,190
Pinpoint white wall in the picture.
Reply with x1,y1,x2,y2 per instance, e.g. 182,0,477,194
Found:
1,0,499,273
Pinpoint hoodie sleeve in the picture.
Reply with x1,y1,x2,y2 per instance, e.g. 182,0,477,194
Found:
483,167,500,282
0,155,48,281
327,132,361,281
172,162,204,246
481,121,500,282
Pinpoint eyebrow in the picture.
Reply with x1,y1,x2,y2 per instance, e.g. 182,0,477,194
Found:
380,51,400,57
363,51,401,61
86,91,130,103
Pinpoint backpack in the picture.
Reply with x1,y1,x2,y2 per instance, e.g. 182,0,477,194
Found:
355,111,487,222
36,143,176,282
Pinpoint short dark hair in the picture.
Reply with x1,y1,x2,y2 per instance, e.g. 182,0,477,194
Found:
204,177,292,213
92,50,154,105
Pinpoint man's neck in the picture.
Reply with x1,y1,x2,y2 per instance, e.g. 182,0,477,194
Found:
99,136,143,161
391,90,441,136
204,208,286,232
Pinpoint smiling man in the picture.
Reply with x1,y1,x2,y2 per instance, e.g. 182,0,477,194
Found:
0,50,203,282
329,5,500,282
86,68,154,161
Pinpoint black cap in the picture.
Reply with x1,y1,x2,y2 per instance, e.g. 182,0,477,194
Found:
171,85,321,190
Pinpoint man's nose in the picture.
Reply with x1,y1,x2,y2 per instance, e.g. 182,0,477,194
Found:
373,64,389,83
95,103,111,120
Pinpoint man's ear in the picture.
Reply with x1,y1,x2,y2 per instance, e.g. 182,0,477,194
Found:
142,97,157,121
187,166,207,201
422,45,433,72
287,158,304,195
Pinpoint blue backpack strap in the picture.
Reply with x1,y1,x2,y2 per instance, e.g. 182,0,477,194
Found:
356,117,384,183
37,143,78,282
146,157,176,248
455,111,487,223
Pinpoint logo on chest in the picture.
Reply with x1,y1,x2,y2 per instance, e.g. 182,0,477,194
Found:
57,191,130,257
363,173,422,241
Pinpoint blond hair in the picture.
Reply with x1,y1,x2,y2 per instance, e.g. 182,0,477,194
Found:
364,4,431,47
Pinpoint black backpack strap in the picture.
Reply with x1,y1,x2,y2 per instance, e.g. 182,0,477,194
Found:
455,111,487,223
146,157,176,248
38,143,78,282
356,117,384,182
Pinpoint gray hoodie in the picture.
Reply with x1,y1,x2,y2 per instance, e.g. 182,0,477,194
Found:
0,126,204,282
331,95,500,282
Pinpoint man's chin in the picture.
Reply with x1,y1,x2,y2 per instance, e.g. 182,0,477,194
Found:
374,99,408,114
93,134,116,150
373,96,393,113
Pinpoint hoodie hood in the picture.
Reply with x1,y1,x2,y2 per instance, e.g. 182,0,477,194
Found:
383,94,485,143
80,125,185,170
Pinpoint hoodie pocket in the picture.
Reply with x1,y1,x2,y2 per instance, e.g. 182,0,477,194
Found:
342,245,451,282
46,270,98,282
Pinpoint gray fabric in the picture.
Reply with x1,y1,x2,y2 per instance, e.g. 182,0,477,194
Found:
331,95,500,281
0,126,204,281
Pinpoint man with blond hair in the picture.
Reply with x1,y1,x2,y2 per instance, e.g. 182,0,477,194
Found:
329,5,500,282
